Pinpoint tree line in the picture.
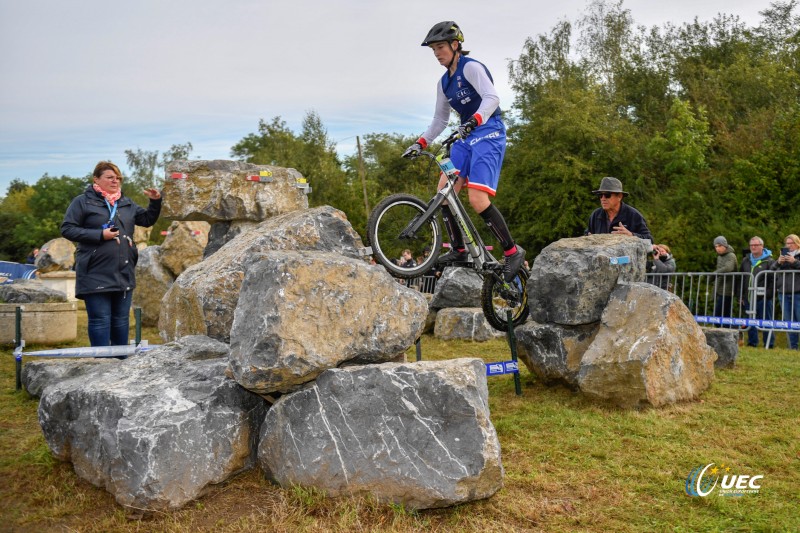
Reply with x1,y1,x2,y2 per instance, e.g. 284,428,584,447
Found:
2,1,797,271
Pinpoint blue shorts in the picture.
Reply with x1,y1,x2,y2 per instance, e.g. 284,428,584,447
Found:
450,115,506,196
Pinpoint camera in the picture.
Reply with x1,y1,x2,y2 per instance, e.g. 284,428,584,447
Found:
781,247,790,256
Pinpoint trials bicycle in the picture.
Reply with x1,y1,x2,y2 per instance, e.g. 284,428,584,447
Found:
366,129,529,331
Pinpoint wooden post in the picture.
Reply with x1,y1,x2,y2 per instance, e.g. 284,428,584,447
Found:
356,136,369,218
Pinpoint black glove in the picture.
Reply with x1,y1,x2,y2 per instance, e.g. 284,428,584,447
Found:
402,142,423,159
457,116,479,138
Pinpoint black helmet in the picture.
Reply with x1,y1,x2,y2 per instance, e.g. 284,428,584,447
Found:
421,21,464,46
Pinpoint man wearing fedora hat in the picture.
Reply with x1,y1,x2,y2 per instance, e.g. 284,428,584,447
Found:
585,176,653,243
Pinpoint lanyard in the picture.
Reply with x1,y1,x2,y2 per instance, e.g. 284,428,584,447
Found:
104,199,118,223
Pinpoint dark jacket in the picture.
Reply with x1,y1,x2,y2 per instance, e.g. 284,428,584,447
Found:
586,203,653,242
714,245,738,297
650,253,676,290
737,253,775,301
61,186,161,298
770,251,800,294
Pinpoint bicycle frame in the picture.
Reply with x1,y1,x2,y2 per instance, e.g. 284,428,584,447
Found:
401,143,501,276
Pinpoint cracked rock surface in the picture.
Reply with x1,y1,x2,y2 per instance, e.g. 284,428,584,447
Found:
258,358,503,509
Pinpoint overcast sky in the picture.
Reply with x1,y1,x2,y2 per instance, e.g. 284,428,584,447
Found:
0,0,771,194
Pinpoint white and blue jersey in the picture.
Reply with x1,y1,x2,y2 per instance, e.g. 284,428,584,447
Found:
441,56,502,124
419,56,506,196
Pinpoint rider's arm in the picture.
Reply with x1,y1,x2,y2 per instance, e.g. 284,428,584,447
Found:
417,81,450,148
463,60,500,126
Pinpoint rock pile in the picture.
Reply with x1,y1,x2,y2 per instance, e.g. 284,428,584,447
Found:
518,235,717,408
30,162,504,512
429,267,503,341
133,221,210,326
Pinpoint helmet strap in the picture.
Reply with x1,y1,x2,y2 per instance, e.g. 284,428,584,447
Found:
447,43,460,71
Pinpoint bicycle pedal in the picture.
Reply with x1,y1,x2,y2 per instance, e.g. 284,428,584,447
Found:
449,260,474,268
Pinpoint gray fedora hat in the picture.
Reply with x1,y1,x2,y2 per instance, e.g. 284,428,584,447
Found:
592,176,628,196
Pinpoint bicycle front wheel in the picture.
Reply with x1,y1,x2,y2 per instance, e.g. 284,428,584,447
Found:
481,268,530,331
367,193,442,279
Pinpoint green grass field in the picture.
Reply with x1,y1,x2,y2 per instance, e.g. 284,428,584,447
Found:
1,315,798,532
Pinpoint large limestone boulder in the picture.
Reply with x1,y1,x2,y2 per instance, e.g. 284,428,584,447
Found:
429,267,482,309
703,329,739,369
434,307,503,342
159,206,364,342
35,238,76,273
23,359,118,398
515,321,599,388
160,221,210,277
529,235,649,326
132,246,175,327
37,336,267,510
577,283,717,408
258,359,504,510
162,160,309,222
229,251,428,395
0,280,67,303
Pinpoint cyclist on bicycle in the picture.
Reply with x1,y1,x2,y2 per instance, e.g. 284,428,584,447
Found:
403,21,525,282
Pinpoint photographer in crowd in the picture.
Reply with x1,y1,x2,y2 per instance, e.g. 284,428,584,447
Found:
650,244,675,290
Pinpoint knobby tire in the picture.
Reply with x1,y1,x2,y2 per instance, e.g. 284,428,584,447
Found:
481,268,530,331
367,193,442,279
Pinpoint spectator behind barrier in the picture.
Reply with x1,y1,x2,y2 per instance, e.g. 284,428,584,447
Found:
713,236,738,326
650,244,675,290
771,233,800,349
738,236,775,348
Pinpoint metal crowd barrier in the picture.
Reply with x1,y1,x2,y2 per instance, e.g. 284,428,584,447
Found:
750,270,800,339
645,270,800,348
405,275,438,294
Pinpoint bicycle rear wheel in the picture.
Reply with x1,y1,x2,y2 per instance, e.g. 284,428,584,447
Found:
481,268,530,331
367,193,442,279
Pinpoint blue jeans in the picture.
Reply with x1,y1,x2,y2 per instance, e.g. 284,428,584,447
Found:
83,291,132,347
747,298,774,348
780,293,800,349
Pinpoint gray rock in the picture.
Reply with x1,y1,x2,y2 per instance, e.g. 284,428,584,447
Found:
529,235,649,325
515,321,599,387
35,238,76,273
159,221,210,277
133,225,152,249
577,283,717,408
0,280,67,303
159,206,365,342
258,359,504,510
132,246,175,327
229,251,428,395
37,335,267,510
429,267,483,309
433,308,504,342
704,329,739,368
23,358,118,397
203,221,258,258
162,160,309,222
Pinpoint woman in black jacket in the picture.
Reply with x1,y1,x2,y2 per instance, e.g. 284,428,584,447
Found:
61,161,161,346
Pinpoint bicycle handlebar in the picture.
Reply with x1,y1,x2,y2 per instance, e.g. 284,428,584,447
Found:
402,129,462,160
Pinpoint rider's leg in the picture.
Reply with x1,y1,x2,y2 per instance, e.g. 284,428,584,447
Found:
467,188,526,282
436,174,469,264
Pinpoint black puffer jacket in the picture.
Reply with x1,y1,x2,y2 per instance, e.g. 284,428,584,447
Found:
61,186,161,298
